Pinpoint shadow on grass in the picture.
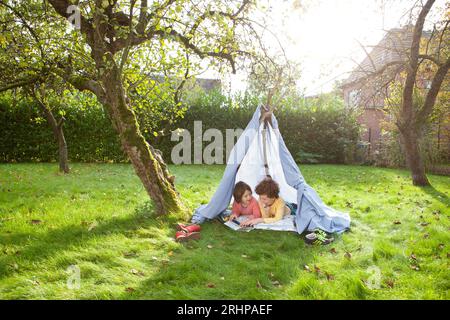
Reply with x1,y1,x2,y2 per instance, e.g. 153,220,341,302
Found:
420,185,450,207
0,201,177,280
1,205,344,299
115,220,324,300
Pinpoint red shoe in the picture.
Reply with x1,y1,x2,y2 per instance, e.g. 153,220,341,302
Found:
176,223,201,233
175,231,201,242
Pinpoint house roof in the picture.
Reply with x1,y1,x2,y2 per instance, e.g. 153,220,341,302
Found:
341,26,430,87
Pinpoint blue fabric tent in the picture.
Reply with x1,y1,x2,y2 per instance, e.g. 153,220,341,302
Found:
192,106,351,234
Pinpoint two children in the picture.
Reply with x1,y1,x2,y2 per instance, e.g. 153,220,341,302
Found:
231,178,290,227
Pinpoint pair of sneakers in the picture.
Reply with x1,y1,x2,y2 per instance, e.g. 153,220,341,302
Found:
175,223,201,242
304,229,334,245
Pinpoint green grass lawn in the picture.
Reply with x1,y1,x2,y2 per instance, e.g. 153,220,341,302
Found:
0,163,448,299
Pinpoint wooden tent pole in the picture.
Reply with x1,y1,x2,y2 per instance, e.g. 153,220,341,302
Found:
261,106,270,177
260,71,281,178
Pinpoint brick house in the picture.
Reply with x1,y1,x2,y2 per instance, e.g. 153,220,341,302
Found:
340,26,432,158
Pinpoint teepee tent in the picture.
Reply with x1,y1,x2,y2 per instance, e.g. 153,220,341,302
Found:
192,106,351,234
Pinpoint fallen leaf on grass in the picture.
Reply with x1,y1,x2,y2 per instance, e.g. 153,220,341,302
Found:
256,280,262,288
123,251,137,258
393,220,401,225
325,272,335,281
438,244,444,250
30,219,42,225
344,252,352,260
88,221,98,231
8,263,19,271
304,265,311,272
131,269,145,276
207,283,216,288
27,279,40,286
385,279,395,288
410,265,420,271
410,254,417,261
125,287,135,293
329,248,337,254
271,280,281,287
161,259,170,266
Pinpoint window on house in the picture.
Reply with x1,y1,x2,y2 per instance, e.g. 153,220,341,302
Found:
381,50,388,62
348,89,361,107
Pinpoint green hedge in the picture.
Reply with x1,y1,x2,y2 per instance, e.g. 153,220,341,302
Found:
0,97,126,163
0,91,361,164
154,100,360,164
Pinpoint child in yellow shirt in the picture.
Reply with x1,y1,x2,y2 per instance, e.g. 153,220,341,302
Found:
240,178,290,227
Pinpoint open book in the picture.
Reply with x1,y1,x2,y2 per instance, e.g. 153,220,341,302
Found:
223,216,254,232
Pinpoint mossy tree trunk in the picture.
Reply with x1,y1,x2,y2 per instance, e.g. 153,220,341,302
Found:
98,57,182,215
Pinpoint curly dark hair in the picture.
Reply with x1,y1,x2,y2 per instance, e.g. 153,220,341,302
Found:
255,178,280,198
233,181,252,203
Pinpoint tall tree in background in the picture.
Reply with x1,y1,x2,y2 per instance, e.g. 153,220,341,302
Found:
398,0,449,186
357,0,449,186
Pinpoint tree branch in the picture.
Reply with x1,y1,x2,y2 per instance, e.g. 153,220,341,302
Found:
47,0,95,46
135,0,149,34
402,0,435,124
155,28,237,73
52,68,104,97
188,0,250,36
416,56,450,124
57,116,66,129
0,76,42,92
418,54,443,66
